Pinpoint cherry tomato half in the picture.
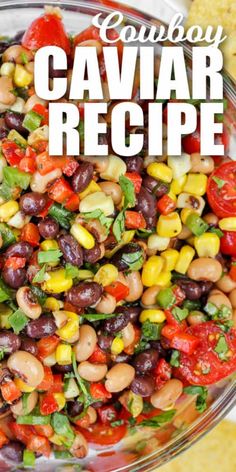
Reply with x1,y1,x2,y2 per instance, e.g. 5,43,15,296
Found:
220,230,236,256
207,161,236,218
182,118,229,156
82,423,127,448
22,13,70,53
174,322,236,385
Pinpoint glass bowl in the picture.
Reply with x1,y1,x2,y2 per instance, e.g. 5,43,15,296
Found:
0,1,236,471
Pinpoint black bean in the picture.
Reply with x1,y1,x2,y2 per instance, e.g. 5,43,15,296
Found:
149,341,170,359
58,234,83,267
199,281,213,295
67,400,84,417
66,282,102,308
125,156,144,173
83,243,102,264
20,337,38,356
91,401,104,409
0,368,12,385
20,192,48,216
5,241,33,262
4,111,26,134
0,402,10,415
176,279,202,300
53,363,73,373
13,31,25,42
49,56,67,79
131,375,155,397
38,217,59,240
0,127,8,139
111,243,141,271
142,176,158,193
0,441,23,463
103,313,129,334
133,349,159,373
71,162,94,193
115,306,141,323
97,333,114,351
113,353,131,363
26,315,57,339
135,186,156,227
2,267,26,289
0,331,21,354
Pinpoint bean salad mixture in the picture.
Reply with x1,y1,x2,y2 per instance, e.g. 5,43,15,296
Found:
0,6,235,468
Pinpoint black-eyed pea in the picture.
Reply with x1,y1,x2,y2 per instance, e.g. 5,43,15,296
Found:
216,274,236,293
121,322,135,348
141,286,161,307
16,287,42,320
229,289,236,309
78,361,107,382
124,271,143,302
190,154,214,174
105,363,135,393
7,351,44,388
207,289,232,311
95,293,116,314
99,181,122,205
187,258,222,282
203,212,219,227
87,406,97,424
74,325,97,362
70,432,88,458
150,379,183,410
10,391,38,416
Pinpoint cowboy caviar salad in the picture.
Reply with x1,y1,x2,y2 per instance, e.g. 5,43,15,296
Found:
0,6,235,468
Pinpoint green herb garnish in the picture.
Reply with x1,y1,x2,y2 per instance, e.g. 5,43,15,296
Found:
9,309,28,334
184,386,208,413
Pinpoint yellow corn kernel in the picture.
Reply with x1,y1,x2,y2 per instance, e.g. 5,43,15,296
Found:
142,256,164,287
42,269,73,294
147,234,170,252
170,175,187,195
100,155,127,182
14,64,33,87
54,393,66,411
167,191,177,203
194,233,220,258
147,162,172,183
140,309,166,323
157,212,182,238
181,208,196,225
128,391,143,418
79,191,114,216
56,344,72,365
111,337,124,355
94,264,118,286
122,230,135,244
155,271,172,287
44,297,63,312
183,173,208,196
161,249,179,272
40,239,59,251
56,311,79,341
219,218,236,231
70,223,95,249
79,180,101,199
76,269,94,280
14,378,34,392
43,352,57,367
0,201,19,222
175,245,195,274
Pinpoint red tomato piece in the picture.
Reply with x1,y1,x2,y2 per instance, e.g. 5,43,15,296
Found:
161,324,182,341
32,104,49,125
21,222,40,247
4,257,26,270
37,335,60,360
40,393,58,415
125,211,146,230
90,383,112,401
11,423,35,444
182,120,201,154
157,194,176,215
64,193,80,211
229,265,236,281
22,13,70,54
174,322,236,385
27,435,51,458
220,231,236,256
18,156,36,173
1,381,21,403
75,413,91,429
164,309,187,330
49,374,63,393
89,345,107,364
1,141,25,167
172,285,186,305
37,366,54,391
170,332,199,355
124,172,142,193
207,161,236,218
82,423,127,448
104,281,129,302
33,425,53,438
62,158,79,177
97,405,118,425
48,177,74,204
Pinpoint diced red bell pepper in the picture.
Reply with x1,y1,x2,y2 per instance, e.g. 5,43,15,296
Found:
33,425,53,438
154,359,172,390
124,326,141,355
18,156,36,174
1,141,25,167
4,257,26,270
21,223,40,247
40,392,58,415
172,285,186,305
48,177,74,204
36,152,67,176
161,324,182,341
22,12,70,54
49,374,63,393
11,423,35,444
0,430,9,448
62,157,79,177
37,335,60,360
38,199,53,218
27,434,51,458
124,172,142,193
1,381,22,403
104,281,129,302
157,194,176,215
37,366,54,391
64,193,80,211
25,146,37,160
125,211,146,230
75,413,91,429
32,104,49,125
33,140,48,153
164,310,187,330
170,332,200,355
89,345,107,364
90,383,112,401
229,265,236,282
97,405,118,425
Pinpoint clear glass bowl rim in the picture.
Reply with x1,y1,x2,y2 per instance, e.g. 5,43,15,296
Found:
0,1,236,471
